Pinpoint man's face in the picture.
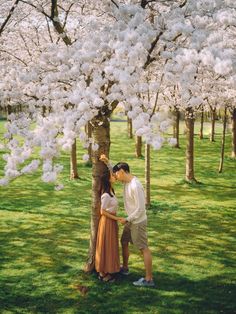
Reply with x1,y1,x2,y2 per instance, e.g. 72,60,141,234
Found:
115,169,125,182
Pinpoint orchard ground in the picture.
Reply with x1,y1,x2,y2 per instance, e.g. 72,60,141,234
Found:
0,118,235,314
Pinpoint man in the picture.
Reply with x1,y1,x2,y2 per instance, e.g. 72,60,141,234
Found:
112,161,155,287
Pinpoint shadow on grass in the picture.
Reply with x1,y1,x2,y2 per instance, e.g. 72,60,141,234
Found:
1,269,235,314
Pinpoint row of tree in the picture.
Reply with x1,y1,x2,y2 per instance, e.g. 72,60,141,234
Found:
0,0,235,271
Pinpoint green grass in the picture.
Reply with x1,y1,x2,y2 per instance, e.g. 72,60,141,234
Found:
0,119,235,314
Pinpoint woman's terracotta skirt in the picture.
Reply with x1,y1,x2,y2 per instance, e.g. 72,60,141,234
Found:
95,215,120,274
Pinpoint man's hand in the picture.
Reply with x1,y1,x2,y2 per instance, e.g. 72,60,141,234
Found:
100,154,109,164
119,217,127,225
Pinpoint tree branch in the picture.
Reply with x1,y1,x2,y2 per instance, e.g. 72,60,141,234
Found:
0,0,20,36
144,31,163,69
0,49,28,66
62,3,74,30
19,0,51,19
111,0,119,9
51,0,57,20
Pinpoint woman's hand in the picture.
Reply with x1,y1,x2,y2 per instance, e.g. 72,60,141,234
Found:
100,154,109,164
118,217,127,225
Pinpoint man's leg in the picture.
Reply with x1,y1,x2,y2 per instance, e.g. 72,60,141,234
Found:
121,224,131,271
121,241,129,270
141,247,153,281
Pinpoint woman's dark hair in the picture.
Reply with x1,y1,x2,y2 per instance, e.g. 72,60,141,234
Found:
113,162,130,173
99,171,115,197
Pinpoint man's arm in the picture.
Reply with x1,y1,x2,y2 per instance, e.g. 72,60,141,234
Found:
126,183,146,223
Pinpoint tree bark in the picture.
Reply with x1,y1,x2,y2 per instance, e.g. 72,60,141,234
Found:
135,136,142,157
199,108,204,140
231,108,236,158
185,109,197,183
84,116,111,272
145,144,151,208
173,108,180,148
219,107,227,173
127,117,133,139
210,108,216,142
70,140,79,179
85,122,92,165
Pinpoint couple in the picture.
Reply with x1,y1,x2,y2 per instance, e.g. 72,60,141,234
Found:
95,155,155,287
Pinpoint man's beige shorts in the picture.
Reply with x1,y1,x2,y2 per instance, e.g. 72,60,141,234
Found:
121,220,148,250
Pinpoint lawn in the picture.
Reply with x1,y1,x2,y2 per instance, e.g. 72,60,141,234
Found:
0,118,235,314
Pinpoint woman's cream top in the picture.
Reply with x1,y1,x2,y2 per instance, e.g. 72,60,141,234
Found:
101,193,118,214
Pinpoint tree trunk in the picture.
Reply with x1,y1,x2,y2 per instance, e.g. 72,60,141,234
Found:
210,109,216,142
199,108,204,140
231,108,236,158
70,140,79,179
145,143,151,208
85,122,92,165
173,108,180,148
135,136,142,157
84,116,111,273
185,109,197,183
127,117,133,139
219,107,227,173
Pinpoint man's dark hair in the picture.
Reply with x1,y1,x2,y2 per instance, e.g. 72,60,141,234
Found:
113,162,130,173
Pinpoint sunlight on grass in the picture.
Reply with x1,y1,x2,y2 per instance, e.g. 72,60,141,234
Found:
0,119,236,314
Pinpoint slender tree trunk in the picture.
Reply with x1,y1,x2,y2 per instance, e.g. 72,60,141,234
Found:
185,109,197,183
42,105,47,117
173,109,180,148
85,122,92,165
127,117,133,139
210,109,216,142
6,105,13,140
135,136,142,157
84,116,111,272
219,107,227,173
199,108,204,139
145,143,151,208
70,140,79,179
231,108,236,158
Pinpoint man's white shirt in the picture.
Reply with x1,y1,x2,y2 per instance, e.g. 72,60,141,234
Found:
124,177,147,224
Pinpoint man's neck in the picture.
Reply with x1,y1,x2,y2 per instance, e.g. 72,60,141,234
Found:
124,173,134,183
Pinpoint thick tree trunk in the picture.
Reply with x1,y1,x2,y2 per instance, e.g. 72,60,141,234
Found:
219,107,227,173
127,117,133,139
145,144,151,208
173,109,180,148
199,108,204,140
84,116,111,273
231,108,236,158
70,140,79,179
185,109,197,183
210,109,216,142
135,136,142,157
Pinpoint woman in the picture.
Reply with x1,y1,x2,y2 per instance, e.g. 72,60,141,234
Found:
95,170,121,282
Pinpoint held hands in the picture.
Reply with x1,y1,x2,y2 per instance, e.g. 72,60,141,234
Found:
118,217,127,225
99,154,109,164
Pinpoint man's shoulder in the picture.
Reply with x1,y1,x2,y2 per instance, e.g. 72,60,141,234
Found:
131,177,143,189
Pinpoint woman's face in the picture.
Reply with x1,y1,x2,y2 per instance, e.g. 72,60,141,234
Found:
109,173,116,184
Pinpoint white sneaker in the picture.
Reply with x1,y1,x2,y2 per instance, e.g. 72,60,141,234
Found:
133,277,155,287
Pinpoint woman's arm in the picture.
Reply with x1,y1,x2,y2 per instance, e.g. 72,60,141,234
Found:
100,209,122,221
100,154,113,172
